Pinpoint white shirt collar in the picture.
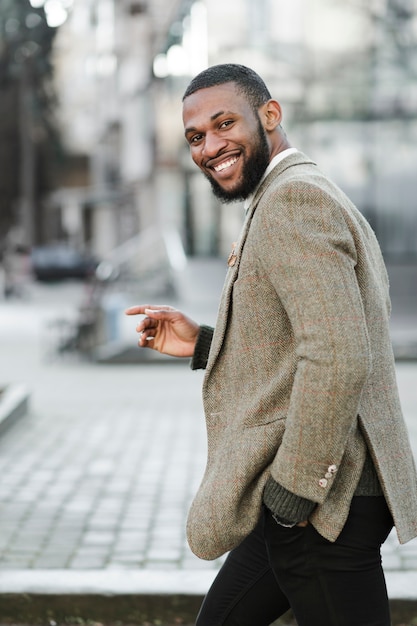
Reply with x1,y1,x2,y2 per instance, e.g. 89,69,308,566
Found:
244,147,298,212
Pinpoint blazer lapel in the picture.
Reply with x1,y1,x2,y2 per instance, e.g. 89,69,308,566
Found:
205,152,315,374
205,190,261,373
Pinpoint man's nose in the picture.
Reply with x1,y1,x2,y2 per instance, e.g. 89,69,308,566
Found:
202,132,227,157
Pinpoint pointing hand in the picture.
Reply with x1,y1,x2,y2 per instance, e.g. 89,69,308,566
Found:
125,304,200,358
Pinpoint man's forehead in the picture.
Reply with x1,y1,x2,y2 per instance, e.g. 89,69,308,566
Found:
182,82,249,125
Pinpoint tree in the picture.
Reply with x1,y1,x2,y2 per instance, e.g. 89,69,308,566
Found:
0,0,61,248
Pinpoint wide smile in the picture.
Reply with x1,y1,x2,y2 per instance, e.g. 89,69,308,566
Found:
213,155,239,173
204,153,242,184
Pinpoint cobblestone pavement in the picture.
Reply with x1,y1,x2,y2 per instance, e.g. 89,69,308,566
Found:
0,337,213,569
0,267,223,576
0,260,416,579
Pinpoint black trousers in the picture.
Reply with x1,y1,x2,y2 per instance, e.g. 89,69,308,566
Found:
196,497,394,626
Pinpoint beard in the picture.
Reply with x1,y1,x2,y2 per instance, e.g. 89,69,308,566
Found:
204,116,270,204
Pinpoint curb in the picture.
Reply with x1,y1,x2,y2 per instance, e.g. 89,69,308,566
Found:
0,383,30,435
0,570,217,596
0,570,416,624
0,593,205,625
0,571,211,624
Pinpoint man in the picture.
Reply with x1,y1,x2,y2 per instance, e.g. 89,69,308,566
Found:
126,64,417,626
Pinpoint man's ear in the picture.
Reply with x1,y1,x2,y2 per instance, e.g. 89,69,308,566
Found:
260,99,282,131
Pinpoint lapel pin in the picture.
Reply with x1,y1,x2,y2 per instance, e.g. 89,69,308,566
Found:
227,242,237,267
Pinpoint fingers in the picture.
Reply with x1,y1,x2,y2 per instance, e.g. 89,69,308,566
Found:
125,304,175,317
131,310,170,349
134,315,155,347
144,306,176,317
138,329,155,348
125,304,193,355
136,315,158,334
125,304,151,316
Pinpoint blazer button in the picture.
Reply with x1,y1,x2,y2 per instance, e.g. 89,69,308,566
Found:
328,464,337,474
319,478,328,488
325,472,332,479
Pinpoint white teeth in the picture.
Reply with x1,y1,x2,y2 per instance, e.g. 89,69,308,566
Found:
214,156,238,172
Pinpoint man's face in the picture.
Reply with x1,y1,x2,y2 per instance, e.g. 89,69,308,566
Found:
183,83,271,203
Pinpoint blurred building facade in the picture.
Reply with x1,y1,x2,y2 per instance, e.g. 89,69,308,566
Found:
49,0,417,262
49,0,187,259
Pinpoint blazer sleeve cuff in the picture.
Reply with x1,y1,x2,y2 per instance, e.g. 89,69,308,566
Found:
263,476,316,524
190,325,214,370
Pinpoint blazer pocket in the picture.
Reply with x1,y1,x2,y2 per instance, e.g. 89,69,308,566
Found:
243,409,287,429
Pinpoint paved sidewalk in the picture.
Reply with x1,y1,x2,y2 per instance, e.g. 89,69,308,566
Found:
0,258,416,623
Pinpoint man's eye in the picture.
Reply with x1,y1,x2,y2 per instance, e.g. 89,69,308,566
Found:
220,120,233,129
190,134,203,144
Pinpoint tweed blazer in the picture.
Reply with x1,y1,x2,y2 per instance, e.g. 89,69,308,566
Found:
186,152,417,561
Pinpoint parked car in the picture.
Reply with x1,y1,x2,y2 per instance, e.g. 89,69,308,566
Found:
31,244,98,281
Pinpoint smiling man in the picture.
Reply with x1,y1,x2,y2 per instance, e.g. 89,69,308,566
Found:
126,64,417,626
183,78,284,203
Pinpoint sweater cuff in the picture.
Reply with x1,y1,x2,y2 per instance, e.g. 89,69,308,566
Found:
190,325,214,370
263,476,316,525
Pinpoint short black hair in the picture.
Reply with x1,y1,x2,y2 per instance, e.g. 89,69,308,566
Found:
182,64,272,112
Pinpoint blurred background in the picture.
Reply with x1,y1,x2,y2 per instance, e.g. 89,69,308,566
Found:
2,0,417,251
1,0,417,301
1,0,417,353
0,0,417,357
0,0,417,607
